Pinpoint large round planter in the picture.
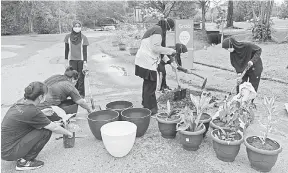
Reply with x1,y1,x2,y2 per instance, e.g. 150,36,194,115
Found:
244,136,283,172
211,129,244,162
129,47,139,56
156,113,181,139
197,112,212,137
59,99,78,114
101,121,137,158
121,108,151,137
118,43,126,51
179,124,206,151
87,110,119,140
106,101,133,121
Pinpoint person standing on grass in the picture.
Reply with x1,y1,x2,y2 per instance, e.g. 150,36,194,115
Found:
135,18,177,115
222,37,263,95
1,82,73,171
64,20,89,98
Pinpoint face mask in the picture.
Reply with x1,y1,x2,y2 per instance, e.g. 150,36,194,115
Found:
228,48,235,52
73,27,81,33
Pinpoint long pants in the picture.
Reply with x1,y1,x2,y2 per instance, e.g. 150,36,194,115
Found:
157,63,168,89
237,70,262,94
69,60,85,96
2,129,52,161
142,79,158,113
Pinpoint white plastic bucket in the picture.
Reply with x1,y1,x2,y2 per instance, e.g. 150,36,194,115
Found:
100,121,137,157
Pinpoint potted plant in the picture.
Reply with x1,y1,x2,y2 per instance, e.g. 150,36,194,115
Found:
176,92,214,151
156,100,181,139
210,99,245,162
210,94,255,133
244,96,282,172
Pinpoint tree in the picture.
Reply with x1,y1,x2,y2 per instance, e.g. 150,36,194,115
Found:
251,0,274,41
226,0,233,27
198,0,210,30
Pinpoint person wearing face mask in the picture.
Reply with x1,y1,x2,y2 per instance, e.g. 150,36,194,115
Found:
135,18,177,115
1,82,74,171
222,37,263,94
37,66,93,120
64,20,89,98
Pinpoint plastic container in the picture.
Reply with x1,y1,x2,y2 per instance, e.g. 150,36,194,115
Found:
106,101,133,120
121,108,151,137
63,132,75,148
101,121,137,157
87,110,119,140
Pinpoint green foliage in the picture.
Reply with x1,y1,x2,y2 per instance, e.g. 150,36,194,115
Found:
279,0,288,19
176,91,214,132
252,20,273,41
259,96,278,144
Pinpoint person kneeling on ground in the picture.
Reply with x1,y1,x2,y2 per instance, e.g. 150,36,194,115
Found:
37,66,93,121
1,82,74,171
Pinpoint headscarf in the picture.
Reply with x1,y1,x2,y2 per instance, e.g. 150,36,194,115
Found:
157,18,175,58
70,20,82,45
222,37,261,73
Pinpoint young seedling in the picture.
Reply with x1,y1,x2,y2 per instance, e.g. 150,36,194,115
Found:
259,96,278,144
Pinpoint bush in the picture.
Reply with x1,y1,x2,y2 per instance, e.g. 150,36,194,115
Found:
252,21,273,41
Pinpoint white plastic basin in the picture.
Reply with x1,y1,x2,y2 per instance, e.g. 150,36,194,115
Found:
100,121,137,157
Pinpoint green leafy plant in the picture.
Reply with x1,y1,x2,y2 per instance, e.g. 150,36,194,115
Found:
259,96,278,144
215,95,256,141
158,100,180,121
177,92,214,132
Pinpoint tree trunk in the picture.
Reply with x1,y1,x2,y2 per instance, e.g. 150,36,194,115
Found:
226,0,233,28
202,4,206,30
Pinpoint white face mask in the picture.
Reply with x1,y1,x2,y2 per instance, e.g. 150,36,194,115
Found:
73,27,81,33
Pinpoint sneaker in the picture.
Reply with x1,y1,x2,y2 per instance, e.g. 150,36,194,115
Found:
16,158,44,171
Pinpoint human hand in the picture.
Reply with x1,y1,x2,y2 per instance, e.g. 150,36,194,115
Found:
65,59,69,68
67,132,74,138
247,61,253,68
170,62,177,71
83,61,88,71
41,108,54,116
168,48,176,55
236,76,243,85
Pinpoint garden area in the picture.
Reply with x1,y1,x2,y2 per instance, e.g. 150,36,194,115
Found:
2,1,288,173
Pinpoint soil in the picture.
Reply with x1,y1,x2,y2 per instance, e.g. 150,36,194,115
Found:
213,118,226,127
213,129,242,141
157,88,218,110
247,136,280,151
158,112,180,121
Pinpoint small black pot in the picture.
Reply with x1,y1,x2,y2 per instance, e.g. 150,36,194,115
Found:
156,113,181,139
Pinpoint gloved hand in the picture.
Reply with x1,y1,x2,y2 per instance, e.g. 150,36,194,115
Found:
247,61,253,68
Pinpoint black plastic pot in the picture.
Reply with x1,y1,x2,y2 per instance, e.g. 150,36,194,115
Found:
179,124,206,151
59,99,78,114
63,132,75,148
129,47,139,56
118,43,126,51
211,129,243,162
121,108,151,137
193,112,212,137
87,110,119,140
106,101,133,121
156,113,181,139
244,136,283,172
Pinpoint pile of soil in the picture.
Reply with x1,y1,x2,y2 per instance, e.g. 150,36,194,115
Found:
157,89,217,110
247,136,280,151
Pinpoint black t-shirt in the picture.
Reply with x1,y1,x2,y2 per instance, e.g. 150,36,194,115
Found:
1,103,51,155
